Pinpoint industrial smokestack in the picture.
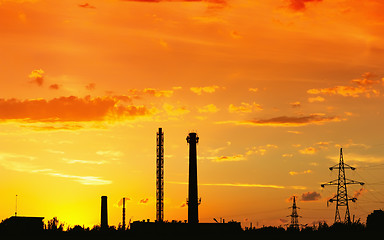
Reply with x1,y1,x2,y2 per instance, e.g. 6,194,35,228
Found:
122,197,126,230
187,132,199,224
101,196,108,230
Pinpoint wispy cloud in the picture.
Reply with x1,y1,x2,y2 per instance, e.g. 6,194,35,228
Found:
211,154,246,162
217,114,344,127
0,152,111,185
62,158,106,165
289,169,312,176
198,104,219,113
167,181,306,190
307,73,383,98
206,144,277,163
190,85,220,95
299,147,317,155
78,3,96,9
47,173,112,185
162,103,190,117
228,102,263,113
128,88,175,98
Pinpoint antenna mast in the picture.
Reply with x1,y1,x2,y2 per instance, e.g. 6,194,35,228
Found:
15,194,18,216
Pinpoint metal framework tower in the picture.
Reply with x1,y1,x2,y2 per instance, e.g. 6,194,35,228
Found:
156,128,164,222
187,132,199,224
321,148,364,223
287,196,300,229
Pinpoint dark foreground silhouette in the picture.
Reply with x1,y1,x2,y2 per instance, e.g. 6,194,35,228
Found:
1,212,384,239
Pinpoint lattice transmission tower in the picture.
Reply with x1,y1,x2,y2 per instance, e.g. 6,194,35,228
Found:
156,128,164,222
287,196,301,229
321,148,364,223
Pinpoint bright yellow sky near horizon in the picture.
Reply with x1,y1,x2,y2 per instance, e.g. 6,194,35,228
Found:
1,0,384,228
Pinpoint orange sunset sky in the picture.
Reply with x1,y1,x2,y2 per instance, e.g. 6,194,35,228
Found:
1,0,384,228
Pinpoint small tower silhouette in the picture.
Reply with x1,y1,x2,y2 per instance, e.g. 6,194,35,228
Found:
287,196,300,229
321,148,364,223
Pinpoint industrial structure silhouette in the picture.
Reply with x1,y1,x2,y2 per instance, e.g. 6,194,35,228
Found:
321,148,365,223
0,128,382,237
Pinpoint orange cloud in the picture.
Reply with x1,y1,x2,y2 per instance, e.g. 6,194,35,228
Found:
285,0,322,12
143,88,173,97
85,83,96,91
212,154,245,162
299,147,316,155
308,96,325,103
168,181,306,190
0,95,151,123
218,114,343,127
78,3,96,9
289,169,312,175
49,84,60,90
121,0,227,5
198,104,219,113
190,85,220,95
307,74,382,98
128,88,175,98
28,69,44,86
307,85,377,98
290,101,301,108
301,191,321,201
228,102,263,113
162,103,190,116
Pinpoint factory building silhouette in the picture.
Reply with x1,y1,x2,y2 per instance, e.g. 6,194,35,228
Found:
129,128,241,234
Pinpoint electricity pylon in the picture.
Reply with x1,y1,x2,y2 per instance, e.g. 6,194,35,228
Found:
321,148,364,223
287,196,301,229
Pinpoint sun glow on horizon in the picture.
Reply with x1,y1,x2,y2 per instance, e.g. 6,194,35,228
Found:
0,0,384,228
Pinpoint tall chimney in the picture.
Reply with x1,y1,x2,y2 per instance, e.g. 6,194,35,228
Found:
101,196,108,230
122,197,126,230
187,132,199,224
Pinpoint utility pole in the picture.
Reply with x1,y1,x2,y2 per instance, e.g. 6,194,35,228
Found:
15,194,18,217
321,148,364,223
287,196,300,229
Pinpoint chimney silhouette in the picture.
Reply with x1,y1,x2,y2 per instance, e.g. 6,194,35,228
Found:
187,132,199,224
101,196,108,230
122,197,126,230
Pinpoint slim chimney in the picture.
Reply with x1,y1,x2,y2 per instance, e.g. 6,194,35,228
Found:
187,132,199,224
101,196,108,230
122,197,126,230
